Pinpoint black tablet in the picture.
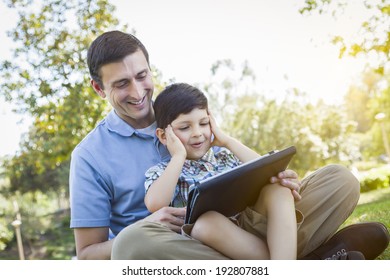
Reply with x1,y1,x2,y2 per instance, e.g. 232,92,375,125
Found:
185,146,296,224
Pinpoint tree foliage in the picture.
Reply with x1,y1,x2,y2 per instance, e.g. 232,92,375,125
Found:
0,0,121,195
204,60,360,177
344,70,390,160
300,0,390,74
299,0,390,161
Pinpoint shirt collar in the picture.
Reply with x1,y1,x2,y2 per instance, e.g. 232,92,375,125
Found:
200,148,216,163
106,110,136,137
184,148,217,166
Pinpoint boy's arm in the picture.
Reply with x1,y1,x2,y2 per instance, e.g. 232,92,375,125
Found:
209,112,260,163
222,136,260,163
145,126,187,213
144,155,186,212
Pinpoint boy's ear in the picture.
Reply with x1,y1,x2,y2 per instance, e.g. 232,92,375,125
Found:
156,128,167,145
91,79,106,98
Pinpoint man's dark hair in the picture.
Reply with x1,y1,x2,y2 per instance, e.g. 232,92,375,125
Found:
87,30,149,88
154,83,209,129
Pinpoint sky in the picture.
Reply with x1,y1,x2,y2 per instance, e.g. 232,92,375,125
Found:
0,0,374,157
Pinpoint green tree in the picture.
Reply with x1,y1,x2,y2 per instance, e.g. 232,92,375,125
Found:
204,61,360,177
300,0,390,162
300,0,389,72
0,0,121,196
231,95,360,176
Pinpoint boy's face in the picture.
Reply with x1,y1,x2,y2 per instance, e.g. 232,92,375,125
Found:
171,108,212,160
91,50,154,129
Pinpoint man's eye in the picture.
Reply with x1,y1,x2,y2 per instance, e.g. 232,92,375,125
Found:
116,81,129,89
137,72,147,80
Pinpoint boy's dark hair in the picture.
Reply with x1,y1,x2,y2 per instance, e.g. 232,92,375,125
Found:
154,83,209,129
87,30,149,88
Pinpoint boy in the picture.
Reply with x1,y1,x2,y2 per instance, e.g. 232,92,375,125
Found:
145,83,298,259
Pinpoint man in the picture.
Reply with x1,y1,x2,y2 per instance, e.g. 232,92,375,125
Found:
69,30,389,260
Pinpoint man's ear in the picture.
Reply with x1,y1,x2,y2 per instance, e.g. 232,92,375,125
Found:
156,128,167,145
91,79,106,98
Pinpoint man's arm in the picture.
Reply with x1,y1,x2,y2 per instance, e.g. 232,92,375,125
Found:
75,207,187,260
74,227,113,260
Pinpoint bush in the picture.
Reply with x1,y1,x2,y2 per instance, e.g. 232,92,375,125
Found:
0,191,73,259
0,196,15,251
0,222,14,251
359,165,390,193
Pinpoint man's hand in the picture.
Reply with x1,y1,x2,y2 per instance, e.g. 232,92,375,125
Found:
270,169,302,200
144,206,186,233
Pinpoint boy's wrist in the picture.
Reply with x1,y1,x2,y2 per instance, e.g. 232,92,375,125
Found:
171,153,186,162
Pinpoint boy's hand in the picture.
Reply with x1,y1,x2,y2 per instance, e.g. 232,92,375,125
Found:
209,111,231,148
270,169,302,200
165,125,187,159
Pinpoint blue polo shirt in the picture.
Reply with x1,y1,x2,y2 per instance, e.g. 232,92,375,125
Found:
69,110,170,236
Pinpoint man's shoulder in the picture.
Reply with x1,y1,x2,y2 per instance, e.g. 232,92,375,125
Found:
71,118,108,156
76,118,106,142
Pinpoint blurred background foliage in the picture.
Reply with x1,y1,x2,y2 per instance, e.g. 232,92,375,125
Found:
0,0,389,259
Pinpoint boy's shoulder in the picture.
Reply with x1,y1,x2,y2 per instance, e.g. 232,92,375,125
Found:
145,160,170,175
212,146,234,156
212,146,240,165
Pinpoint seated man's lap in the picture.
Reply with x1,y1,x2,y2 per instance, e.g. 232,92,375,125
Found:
112,220,229,260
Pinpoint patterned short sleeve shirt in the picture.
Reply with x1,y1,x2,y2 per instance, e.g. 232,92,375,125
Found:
144,147,241,208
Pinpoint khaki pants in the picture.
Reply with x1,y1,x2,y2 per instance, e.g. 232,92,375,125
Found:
111,164,360,259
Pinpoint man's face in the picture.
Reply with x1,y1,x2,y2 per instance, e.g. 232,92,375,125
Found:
93,50,155,129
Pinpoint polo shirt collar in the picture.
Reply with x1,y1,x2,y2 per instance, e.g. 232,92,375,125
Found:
105,110,137,137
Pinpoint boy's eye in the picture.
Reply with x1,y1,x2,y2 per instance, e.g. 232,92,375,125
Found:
200,122,210,126
179,126,189,131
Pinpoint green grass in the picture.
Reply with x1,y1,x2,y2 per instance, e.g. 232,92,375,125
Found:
342,187,390,260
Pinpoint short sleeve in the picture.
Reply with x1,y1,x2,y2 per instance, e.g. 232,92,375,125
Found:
69,146,112,228
144,163,167,193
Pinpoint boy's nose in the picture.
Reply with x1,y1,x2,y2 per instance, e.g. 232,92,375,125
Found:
192,127,202,137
